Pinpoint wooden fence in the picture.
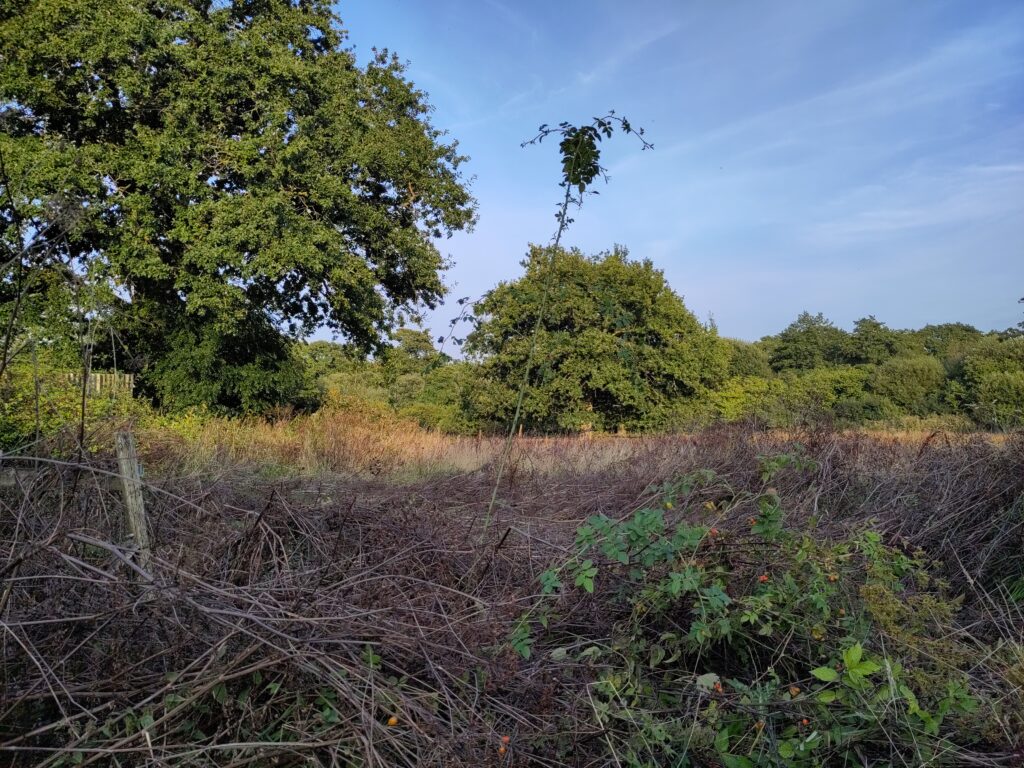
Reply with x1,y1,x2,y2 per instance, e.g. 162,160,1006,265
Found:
62,371,136,394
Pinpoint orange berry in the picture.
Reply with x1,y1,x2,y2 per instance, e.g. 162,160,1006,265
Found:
754,720,765,730
748,517,757,526
709,527,719,537
801,718,810,726
498,745,507,755
789,686,800,697
501,735,511,744
386,716,398,726
758,574,770,583
828,573,838,583
713,681,723,693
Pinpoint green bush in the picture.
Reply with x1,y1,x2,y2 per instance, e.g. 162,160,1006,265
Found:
0,358,144,451
513,459,1009,766
467,246,730,432
774,367,870,424
867,356,947,416
832,391,902,423
709,376,785,423
726,340,773,378
769,313,849,371
971,370,1024,429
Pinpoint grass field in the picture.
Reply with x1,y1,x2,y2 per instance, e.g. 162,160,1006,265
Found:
1,415,1022,766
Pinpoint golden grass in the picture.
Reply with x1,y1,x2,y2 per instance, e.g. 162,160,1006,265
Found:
138,407,693,481
138,405,1011,483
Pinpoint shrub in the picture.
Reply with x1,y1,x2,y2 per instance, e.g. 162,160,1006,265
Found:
832,391,902,423
775,366,869,424
971,370,1024,429
961,338,1024,427
868,356,947,416
709,376,784,423
515,457,1012,766
0,357,144,451
726,340,773,378
769,312,849,371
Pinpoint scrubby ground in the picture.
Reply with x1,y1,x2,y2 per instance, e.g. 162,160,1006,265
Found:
1,424,1022,766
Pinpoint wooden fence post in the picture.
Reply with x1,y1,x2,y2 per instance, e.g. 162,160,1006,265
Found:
116,431,151,573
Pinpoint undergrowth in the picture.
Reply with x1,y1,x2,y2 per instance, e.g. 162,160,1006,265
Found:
1,426,1021,766
515,452,1019,765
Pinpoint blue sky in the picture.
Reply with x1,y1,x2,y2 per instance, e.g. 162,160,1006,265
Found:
339,0,1024,342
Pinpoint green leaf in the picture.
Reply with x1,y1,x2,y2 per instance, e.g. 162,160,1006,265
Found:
539,569,562,594
721,755,754,768
362,644,382,670
574,559,598,593
778,741,795,759
842,643,863,669
509,619,534,660
816,690,838,704
715,728,730,753
899,684,920,714
811,667,839,682
853,660,882,677
649,645,666,668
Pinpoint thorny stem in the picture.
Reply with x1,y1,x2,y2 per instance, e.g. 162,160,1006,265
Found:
477,113,652,542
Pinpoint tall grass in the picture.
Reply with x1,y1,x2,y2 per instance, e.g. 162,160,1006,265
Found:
139,406,665,480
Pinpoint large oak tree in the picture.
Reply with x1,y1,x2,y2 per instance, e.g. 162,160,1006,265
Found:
0,0,475,411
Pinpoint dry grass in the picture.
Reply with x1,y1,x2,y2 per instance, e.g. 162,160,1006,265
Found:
138,408,669,481
1,421,1022,765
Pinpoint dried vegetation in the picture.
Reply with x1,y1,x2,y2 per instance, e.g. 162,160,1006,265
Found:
1,422,1022,765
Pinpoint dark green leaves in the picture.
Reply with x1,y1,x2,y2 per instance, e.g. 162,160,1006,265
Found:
465,245,729,432
0,0,475,412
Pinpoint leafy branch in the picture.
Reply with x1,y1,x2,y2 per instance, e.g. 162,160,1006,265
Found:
522,111,653,248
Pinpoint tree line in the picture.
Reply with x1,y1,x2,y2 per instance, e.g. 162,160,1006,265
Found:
297,248,1024,434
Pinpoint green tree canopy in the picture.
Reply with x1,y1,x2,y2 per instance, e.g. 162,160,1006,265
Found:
845,316,910,365
768,312,849,371
867,356,947,416
912,323,985,360
725,338,772,378
466,246,728,432
0,0,475,412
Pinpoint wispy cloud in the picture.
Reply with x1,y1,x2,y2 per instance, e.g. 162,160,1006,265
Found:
615,15,1024,172
807,162,1024,246
576,22,681,86
339,0,1024,341
481,0,541,45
